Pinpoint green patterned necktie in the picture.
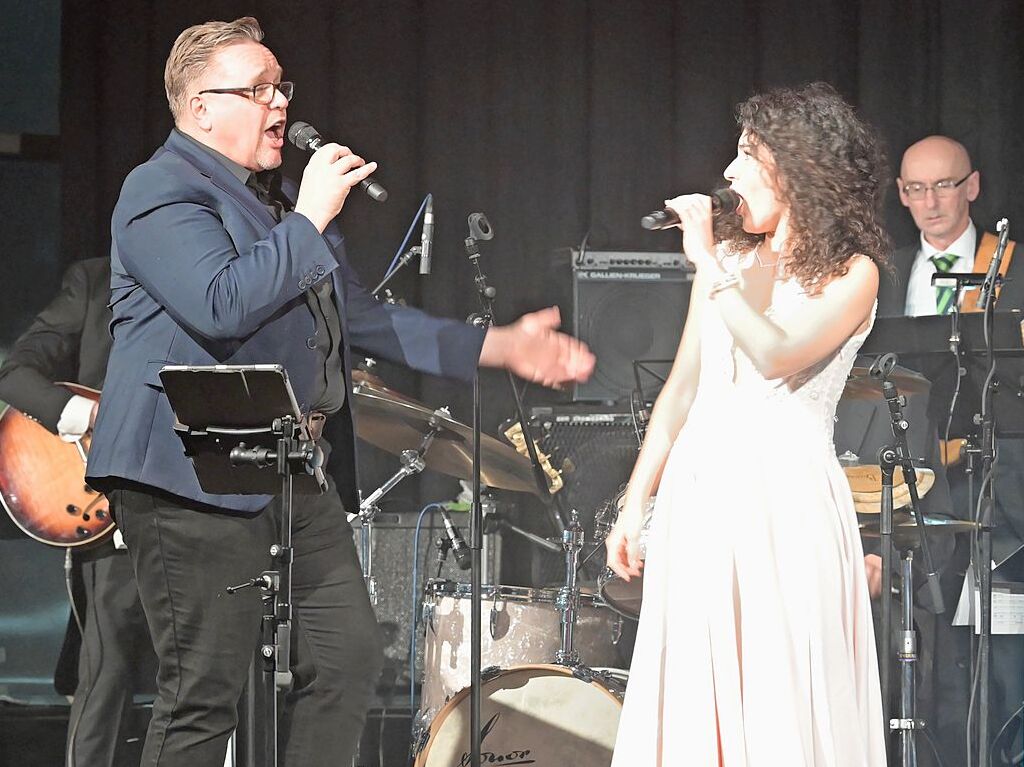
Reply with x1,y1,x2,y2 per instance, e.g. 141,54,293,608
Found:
931,252,958,315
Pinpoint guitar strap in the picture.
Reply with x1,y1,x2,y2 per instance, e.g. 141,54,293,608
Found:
961,230,1016,312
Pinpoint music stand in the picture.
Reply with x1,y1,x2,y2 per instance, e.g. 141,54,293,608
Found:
160,364,326,767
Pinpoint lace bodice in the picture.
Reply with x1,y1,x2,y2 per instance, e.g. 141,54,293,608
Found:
691,257,876,449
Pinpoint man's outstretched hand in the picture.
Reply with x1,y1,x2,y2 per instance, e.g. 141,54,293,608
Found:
479,306,595,388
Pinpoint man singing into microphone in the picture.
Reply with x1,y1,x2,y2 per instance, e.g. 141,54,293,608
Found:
86,16,593,767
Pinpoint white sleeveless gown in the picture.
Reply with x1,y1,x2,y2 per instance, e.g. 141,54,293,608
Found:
611,260,886,766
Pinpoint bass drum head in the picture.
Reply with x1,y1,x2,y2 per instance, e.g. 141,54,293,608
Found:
415,664,623,766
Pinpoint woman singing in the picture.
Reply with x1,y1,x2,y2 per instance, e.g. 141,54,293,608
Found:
606,82,889,766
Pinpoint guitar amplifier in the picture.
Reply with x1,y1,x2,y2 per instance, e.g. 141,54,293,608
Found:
571,251,692,403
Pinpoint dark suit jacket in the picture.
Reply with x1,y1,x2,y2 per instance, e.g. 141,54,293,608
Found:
87,130,485,513
0,258,111,431
879,227,1023,317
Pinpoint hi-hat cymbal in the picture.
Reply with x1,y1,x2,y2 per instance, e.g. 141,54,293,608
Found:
844,464,935,514
351,378,539,494
859,513,979,548
843,366,930,400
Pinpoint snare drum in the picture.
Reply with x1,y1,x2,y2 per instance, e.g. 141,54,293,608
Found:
419,580,622,725
414,664,625,766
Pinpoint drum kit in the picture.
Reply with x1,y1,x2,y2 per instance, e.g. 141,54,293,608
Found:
348,360,979,766
349,366,631,765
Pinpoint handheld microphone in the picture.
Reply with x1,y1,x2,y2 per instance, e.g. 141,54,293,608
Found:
286,121,388,203
419,195,435,275
977,218,1010,311
439,507,471,570
641,188,740,230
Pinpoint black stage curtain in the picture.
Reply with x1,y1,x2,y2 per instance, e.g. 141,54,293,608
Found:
58,0,1024,500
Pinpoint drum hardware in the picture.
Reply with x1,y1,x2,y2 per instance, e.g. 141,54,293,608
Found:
356,414,439,604
555,512,585,666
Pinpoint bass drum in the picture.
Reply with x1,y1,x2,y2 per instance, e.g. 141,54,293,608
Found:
414,664,625,766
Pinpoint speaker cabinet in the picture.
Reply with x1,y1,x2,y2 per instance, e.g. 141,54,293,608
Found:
529,405,640,580
572,254,692,403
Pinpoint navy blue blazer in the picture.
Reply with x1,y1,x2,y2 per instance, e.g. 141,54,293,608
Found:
87,130,485,513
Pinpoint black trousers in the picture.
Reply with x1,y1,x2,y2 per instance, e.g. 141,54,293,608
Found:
67,543,155,767
112,479,384,767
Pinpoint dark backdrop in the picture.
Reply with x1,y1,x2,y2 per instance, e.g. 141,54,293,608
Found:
57,0,1024,504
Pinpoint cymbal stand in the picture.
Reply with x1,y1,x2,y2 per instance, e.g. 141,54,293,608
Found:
356,414,444,603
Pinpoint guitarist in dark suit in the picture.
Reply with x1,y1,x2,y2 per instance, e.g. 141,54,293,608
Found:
0,256,155,767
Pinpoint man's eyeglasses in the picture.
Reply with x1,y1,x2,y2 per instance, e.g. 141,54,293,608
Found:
900,172,972,201
198,81,294,105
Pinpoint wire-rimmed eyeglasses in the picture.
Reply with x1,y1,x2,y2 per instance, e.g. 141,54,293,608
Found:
901,172,973,201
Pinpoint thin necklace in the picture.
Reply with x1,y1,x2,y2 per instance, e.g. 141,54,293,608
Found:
754,241,779,268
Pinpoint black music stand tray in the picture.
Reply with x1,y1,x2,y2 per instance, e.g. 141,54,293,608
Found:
159,364,325,767
860,310,1024,437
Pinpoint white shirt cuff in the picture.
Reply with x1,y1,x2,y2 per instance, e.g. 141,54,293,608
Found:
57,395,94,442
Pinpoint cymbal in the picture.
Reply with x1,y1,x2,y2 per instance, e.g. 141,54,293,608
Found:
859,513,979,547
351,378,539,494
842,366,930,400
844,464,935,514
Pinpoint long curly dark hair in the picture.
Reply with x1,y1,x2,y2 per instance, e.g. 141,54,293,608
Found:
714,82,891,291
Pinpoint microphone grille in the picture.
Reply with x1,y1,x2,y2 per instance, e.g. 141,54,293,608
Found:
286,121,319,151
711,188,740,215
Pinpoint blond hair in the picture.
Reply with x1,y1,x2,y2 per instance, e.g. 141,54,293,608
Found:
164,16,264,121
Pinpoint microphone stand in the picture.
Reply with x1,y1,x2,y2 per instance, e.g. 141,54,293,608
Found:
940,220,1009,766
461,212,572,765
871,353,945,767
464,217,495,767
972,222,1008,767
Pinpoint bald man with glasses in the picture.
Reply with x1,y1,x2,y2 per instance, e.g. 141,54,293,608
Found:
882,135,1020,315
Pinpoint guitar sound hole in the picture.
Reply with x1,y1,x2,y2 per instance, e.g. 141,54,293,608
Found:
66,504,80,515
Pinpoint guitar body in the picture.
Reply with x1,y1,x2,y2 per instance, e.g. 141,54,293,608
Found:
0,384,113,547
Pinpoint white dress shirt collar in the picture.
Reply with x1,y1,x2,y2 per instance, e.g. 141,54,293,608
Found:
904,221,977,316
